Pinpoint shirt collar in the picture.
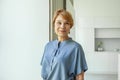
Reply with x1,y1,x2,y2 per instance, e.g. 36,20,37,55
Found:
54,37,72,48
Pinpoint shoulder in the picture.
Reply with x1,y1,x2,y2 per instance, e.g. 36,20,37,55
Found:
44,40,56,48
45,40,54,45
70,40,83,49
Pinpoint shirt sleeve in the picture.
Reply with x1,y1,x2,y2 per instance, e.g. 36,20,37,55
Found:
40,44,49,79
70,45,88,76
40,43,48,65
40,53,44,65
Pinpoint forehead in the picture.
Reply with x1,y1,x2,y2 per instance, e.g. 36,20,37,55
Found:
55,15,68,22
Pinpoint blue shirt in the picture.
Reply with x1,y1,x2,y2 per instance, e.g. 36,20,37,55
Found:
41,38,88,80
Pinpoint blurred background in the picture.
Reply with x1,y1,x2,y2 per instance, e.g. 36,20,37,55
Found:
0,0,49,80
0,0,120,80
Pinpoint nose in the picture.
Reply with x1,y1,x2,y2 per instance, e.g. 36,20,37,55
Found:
60,23,65,28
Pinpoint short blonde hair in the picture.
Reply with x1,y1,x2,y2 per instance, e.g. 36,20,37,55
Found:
52,9,74,28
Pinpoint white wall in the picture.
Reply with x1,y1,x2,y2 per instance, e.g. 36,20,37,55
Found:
74,0,120,28
74,0,120,80
0,0,49,80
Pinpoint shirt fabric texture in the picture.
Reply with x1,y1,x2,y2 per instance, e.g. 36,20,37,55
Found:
41,38,88,80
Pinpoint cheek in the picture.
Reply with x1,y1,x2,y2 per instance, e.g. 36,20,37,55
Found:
54,24,57,31
54,26,58,33
67,27,71,32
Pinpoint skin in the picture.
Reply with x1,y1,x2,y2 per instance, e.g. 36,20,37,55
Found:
76,71,84,80
54,15,70,42
54,15,84,80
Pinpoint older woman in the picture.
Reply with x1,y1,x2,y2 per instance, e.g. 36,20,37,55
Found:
41,9,88,80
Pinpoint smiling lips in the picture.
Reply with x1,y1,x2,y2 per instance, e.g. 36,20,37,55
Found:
59,30,66,33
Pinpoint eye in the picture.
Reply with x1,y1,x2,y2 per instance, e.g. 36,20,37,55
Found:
56,21,61,25
65,22,69,24
65,22,70,26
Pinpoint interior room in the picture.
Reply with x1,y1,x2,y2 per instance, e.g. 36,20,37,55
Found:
50,0,120,79
0,0,120,80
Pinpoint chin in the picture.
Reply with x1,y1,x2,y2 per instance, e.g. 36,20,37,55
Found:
58,34,67,37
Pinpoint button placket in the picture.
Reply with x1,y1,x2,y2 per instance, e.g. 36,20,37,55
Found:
50,42,60,70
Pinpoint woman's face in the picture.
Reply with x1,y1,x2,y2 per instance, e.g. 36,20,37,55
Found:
54,15,71,38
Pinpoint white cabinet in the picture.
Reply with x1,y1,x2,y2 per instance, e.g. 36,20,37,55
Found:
93,28,119,76
76,27,118,80
94,28,120,52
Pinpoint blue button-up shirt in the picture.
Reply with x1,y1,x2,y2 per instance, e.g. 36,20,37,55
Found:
41,38,88,80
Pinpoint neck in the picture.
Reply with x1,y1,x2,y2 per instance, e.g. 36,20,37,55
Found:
58,36,69,42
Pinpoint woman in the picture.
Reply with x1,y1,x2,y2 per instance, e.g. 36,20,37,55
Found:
41,9,88,80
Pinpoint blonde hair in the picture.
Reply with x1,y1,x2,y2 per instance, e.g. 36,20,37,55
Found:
52,9,74,28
